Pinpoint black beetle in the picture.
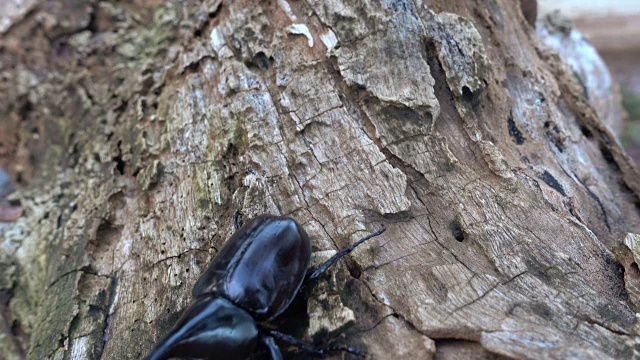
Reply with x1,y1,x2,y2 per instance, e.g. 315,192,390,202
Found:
145,214,385,360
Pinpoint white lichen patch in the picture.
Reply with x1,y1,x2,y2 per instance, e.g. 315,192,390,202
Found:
209,26,235,58
209,27,224,52
277,0,297,21
287,23,314,47
320,29,338,53
68,335,90,359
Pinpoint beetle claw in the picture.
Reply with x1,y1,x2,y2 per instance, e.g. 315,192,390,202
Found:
268,329,366,358
261,335,283,360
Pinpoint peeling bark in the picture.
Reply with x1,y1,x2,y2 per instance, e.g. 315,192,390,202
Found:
1,0,639,359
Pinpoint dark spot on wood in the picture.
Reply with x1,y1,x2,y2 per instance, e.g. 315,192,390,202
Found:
596,302,634,328
580,125,593,138
381,105,423,123
539,170,566,196
599,144,616,165
460,85,482,111
208,3,222,18
545,123,565,153
18,99,33,120
449,221,464,242
603,255,628,301
461,86,473,102
507,114,525,144
86,6,98,33
346,260,363,279
249,51,270,70
113,155,125,175
525,257,551,282
199,198,210,210
530,302,553,320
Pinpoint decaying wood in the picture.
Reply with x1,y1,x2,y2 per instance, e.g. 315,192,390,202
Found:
1,0,639,359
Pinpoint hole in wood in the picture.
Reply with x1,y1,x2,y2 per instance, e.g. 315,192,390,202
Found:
450,221,465,242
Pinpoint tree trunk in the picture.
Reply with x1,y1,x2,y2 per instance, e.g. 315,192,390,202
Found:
1,0,639,359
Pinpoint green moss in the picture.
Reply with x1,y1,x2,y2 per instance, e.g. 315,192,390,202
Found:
622,87,640,121
621,87,640,149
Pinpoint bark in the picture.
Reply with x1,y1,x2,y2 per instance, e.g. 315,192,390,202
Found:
0,0,639,359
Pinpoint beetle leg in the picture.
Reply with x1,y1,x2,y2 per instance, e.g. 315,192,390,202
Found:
306,228,386,281
233,210,244,230
261,334,283,360
268,330,365,357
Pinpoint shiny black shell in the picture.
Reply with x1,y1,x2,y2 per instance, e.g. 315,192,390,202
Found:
192,215,312,320
145,296,258,360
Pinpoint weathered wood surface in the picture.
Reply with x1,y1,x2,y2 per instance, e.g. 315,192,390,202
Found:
1,0,639,359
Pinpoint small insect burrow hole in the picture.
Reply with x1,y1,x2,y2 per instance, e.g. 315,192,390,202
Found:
449,221,465,242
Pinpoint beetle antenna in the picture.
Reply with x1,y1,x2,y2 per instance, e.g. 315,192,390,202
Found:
307,227,386,281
